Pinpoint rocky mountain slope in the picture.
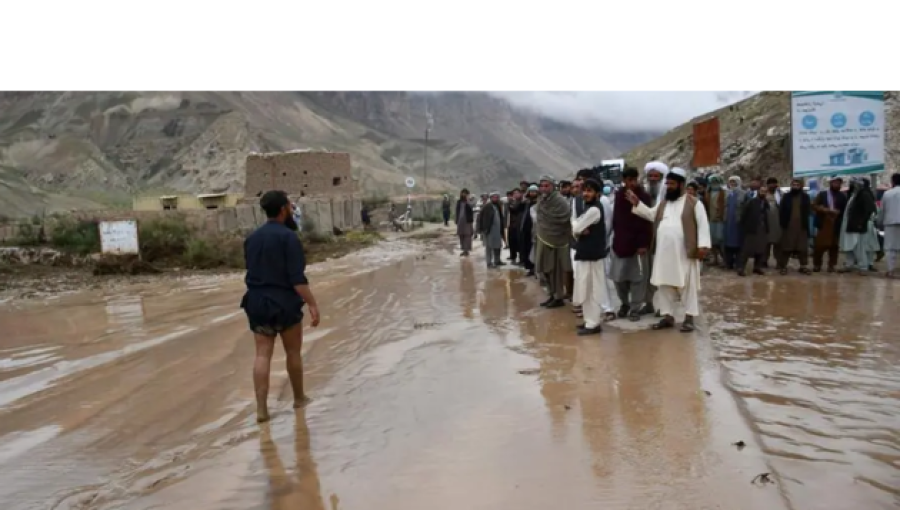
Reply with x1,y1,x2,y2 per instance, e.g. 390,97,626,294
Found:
622,91,900,183
0,92,653,218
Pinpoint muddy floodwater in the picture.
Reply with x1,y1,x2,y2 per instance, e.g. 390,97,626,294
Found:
0,233,898,510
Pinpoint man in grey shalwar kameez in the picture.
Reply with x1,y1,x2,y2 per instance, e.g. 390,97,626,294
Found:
535,175,572,308
478,191,506,268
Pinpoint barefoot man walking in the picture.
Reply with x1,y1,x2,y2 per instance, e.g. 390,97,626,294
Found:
241,190,321,422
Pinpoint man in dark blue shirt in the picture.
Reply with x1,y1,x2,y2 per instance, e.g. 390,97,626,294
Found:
241,190,320,423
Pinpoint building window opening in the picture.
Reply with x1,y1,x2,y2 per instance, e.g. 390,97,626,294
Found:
333,177,342,186
205,205,219,210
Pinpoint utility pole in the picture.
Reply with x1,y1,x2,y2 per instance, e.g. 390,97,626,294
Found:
424,104,433,195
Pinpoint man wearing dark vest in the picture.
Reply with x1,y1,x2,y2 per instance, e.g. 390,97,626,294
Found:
625,167,712,333
571,179,612,336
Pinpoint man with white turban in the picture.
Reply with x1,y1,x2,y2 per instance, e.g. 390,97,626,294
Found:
478,191,507,268
625,167,712,332
639,160,669,316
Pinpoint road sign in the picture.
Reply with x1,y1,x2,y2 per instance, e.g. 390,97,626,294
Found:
405,177,416,188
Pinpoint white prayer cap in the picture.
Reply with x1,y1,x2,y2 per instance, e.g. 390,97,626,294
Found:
538,174,556,184
644,161,669,176
667,167,687,182
489,191,500,197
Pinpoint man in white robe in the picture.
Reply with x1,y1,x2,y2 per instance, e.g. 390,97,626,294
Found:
625,167,711,332
571,179,613,335
641,160,669,316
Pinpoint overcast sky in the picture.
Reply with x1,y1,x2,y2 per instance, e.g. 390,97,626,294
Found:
489,91,756,133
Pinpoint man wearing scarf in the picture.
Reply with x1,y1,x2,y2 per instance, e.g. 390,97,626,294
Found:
812,176,847,272
535,175,573,308
703,174,727,267
723,175,745,269
610,166,653,322
777,178,813,275
478,191,507,268
571,179,613,336
519,184,539,276
455,188,474,256
625,167,711,333
839,177,879,274
641,161,669,316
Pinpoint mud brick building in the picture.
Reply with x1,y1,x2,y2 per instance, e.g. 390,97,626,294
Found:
244,150,358,199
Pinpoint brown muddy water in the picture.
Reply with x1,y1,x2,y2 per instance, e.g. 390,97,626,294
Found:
0,233,896,510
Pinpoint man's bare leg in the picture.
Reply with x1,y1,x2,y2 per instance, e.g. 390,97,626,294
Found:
280,324,310,408
253,333,277,422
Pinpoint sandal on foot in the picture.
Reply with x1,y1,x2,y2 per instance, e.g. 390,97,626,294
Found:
604,312,617,322
680,319,696,332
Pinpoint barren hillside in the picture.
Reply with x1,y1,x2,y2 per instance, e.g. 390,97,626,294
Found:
0,92,653,218
622,91,900,182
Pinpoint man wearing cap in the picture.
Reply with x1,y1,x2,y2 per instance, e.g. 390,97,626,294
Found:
812,175,847,272
520,183,539,276
625,167,711,332
478,191,507,268
535,175,573,308
571,179,613,335
611,166,653,322
241,190,321,422
703,174,727,267
777,178,813,275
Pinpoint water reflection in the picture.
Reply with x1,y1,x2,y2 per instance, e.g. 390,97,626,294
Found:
259,410,326,510
706,275,900,509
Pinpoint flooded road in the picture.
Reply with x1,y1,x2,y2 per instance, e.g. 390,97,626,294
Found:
0,232,894,509
704,273,900,510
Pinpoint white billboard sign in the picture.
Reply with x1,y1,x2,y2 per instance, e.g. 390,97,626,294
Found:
99,220,140,255
791,91,885,179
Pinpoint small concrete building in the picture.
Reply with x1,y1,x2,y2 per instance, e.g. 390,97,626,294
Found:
133,193,242,211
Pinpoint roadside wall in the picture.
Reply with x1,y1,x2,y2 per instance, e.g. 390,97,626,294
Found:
0,198,363,243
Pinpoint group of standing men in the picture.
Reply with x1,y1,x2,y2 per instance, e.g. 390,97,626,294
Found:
452,162,712,336
698,172,900,278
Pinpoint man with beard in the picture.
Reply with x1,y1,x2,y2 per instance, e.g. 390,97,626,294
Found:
559,180,573,199
506,188,525,265
703,175,727,266
535,175,573,308
626,167,711,332
641,161,668,316
723,176,745,269
478,191,507,268
241,190,321,422
763,177,783,267
736,184,770,276
610,166,653,322
455,188,475,256
519,184,539,276
569,177,586,316
571,179,613,336
839,177,879,274
777,178,813,275
812,176,847,272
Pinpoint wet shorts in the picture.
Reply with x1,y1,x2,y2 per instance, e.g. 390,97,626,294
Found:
241,293,304,337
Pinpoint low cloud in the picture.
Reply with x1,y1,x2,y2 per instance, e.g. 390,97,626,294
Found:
489,91,756,133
